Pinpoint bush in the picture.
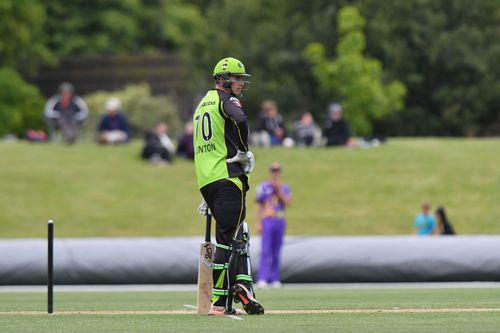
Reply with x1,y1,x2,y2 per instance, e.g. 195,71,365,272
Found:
84,83,182,139
0,67,45,137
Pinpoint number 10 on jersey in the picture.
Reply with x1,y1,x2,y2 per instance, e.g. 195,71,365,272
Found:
195,112,213,141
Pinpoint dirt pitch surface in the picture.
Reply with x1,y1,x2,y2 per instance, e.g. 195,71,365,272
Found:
2,308,500,316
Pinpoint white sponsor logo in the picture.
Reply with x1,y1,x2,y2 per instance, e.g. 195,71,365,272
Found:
229,97,242,108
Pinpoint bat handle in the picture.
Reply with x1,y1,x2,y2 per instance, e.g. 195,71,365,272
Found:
205,213,212,242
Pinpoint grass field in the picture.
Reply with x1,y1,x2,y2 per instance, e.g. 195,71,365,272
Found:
1,287,500,332
1,138,499,237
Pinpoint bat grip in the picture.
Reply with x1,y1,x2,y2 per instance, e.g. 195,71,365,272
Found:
205,213,212,242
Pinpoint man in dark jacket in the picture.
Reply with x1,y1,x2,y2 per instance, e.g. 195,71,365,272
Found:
322,103,352,146
141,122,176,165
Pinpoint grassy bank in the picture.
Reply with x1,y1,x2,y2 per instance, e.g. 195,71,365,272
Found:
0,138,499,237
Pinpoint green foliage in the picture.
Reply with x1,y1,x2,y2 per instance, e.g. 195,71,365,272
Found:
305,6,406,136
0,0,50,136
84,83,182,138
0,0,54,71
44,0,144,56
162,0,205,49
179,0,500,136
2,0,500,136
0,67,45,136
182,0,347,123
43,0,204,56
358,0,500,135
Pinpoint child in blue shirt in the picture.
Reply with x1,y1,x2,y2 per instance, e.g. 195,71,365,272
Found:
414,202,436,235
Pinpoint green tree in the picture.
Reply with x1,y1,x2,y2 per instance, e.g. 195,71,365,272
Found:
0,0,204,137
305,6,406,135
44,0,145,56
0,67,45,136
0,0,54,71
181,0,500,136
42,0,205,56
182,0,352,125
0,1,50,136
3,0,497,136
358,0,500,135
162,0,204,50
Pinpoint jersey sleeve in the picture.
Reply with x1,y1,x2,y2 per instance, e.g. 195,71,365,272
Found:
221,97,249,152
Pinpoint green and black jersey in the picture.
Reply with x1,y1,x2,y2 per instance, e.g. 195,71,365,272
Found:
193,89,249,189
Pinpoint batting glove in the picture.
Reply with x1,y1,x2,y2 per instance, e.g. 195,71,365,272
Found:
226,150,255,174
198,200,211,216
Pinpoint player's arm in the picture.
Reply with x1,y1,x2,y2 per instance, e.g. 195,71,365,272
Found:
223,97,255,173
273,183,291,207
255,185,266,234
222,97,249,152
255,185,265,222
74,96,89,121
44,96,60,119
255,202,264,234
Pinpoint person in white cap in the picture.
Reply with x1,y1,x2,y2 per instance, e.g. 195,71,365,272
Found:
97,97,131,145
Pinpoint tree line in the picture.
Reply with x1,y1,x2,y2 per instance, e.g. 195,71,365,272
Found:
1,0,499,137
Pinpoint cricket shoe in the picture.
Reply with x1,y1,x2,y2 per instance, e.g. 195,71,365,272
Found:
232,283,265,315
208,305,244,316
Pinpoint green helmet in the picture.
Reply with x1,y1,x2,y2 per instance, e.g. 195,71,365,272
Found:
213,57,251,78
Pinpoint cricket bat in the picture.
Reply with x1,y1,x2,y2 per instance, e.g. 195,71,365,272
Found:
197,213,215,314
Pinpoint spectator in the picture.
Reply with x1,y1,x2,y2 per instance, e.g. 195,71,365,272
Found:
292,112,322,147
141,122,176,165
435,207,456,235
176,121,194,160
256,162,291,288
25,129,48,143
96,97,130,145
322,103,352,147
252,100,286,147
414,202,437,235
44,82,89,144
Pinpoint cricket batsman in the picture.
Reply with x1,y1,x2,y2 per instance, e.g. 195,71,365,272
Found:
194,57,265,316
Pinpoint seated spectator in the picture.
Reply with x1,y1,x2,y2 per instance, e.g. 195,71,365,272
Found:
176,121,194,160
97,97,130,145
252,100,286,147
141,122,176,165
435,207,456,235
25,129,48,143
414,202,437,236
322,103,352,147
44,82,89,144
292,112,322,147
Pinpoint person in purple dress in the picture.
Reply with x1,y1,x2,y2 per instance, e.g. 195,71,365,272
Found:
256,162,291,288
